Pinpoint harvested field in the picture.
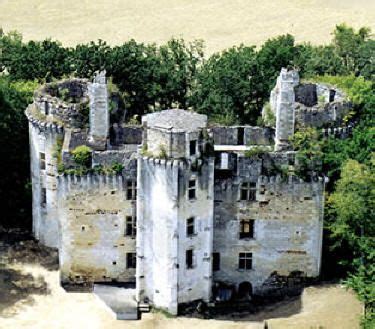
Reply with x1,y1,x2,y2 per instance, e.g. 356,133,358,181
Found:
0,1,374,54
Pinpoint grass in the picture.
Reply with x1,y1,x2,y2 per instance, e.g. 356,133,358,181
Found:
0,1,374,54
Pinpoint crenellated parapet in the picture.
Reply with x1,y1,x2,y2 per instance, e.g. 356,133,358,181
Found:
320,123,355,139
57,172,126,192
25,108,64,134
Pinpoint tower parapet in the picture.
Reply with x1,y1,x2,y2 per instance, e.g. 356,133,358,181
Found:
87,71,109,150
272,68,299,151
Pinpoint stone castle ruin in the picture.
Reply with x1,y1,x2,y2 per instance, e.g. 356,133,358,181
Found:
25,68,351,318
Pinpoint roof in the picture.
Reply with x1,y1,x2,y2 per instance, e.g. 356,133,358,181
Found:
142,109,207,132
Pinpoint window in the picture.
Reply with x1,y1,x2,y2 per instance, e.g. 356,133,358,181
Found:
239,219,254,239
186,217,195,236
186,249,194,269
188,179,196,200
127,180,137,200
126,253,136,269
220,153,229,170
240,182,256,201
239,252,252,270
41,188,47,206
40,152,46,170
125,216,136,238
189,140,197,156
212,252,220,271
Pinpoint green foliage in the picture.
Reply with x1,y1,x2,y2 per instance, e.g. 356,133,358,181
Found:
256,34,296,91
191,45,261,124
158,144,168,159
326,159,375,323
0,31,71,81
244,146,269,158
290,128,322,178
262,102,275,127
53,136,64,165
333,24,371,74
308,75,372,106
0,77,39,228
151,307,176,318
295,44,347,77
71,145,92,167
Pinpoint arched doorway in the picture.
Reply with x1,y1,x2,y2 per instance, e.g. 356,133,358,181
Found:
237,281,252,300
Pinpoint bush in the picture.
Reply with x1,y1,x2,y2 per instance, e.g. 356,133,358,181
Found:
71,145,92,167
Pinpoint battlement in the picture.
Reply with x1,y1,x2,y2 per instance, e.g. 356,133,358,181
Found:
57,173,126,192
257,174,326,185
26,108,64,134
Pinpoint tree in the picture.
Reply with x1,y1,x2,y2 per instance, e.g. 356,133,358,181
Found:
0,78,39,228
257,34,296,91
190,45,261,124
326,159,375,326
333,24,371,74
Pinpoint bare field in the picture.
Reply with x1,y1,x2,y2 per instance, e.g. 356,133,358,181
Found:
0,0,374,53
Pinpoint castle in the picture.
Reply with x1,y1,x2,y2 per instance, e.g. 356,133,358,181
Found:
26,68,352,316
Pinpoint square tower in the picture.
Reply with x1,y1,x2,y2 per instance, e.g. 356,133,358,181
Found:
136,109,214,315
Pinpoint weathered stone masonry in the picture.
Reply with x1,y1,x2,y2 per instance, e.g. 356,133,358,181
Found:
26,69,350,316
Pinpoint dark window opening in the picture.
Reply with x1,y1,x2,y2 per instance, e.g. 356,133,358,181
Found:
237,127,244,145
186,217,195,236
41,188,47,206
186,249,194,269
127,181,137,200
112,261,117,265
125,216,136,238
212,252,220,271
126,253,136,269
40,152,46,170
239,219,254,239
240,182,256,201
188,179,196,200
329,89,336,102
239,252,252,270
189,140,197,156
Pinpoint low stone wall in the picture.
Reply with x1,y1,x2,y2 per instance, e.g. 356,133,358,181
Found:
210,126,274,146
110,124,143,146
294,101,352,128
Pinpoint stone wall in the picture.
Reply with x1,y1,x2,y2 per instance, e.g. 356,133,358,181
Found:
110,124,143,146
294,101,352,128
57,173,137,286
213,172,324,293
273,69,299,151
136,157,214,314
33,79,89,128
210,126,274,146
136,158,180,314
88,71,109,150
28,119,63,249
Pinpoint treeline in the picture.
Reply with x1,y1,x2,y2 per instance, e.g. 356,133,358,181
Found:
0,24,373,124
0,24,374,326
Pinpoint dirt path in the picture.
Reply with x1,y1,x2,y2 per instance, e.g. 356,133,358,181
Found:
0,263,362,329
0,0,374,53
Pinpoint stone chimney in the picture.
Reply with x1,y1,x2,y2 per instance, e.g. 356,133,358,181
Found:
87,71,109,150
273,68,299,151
